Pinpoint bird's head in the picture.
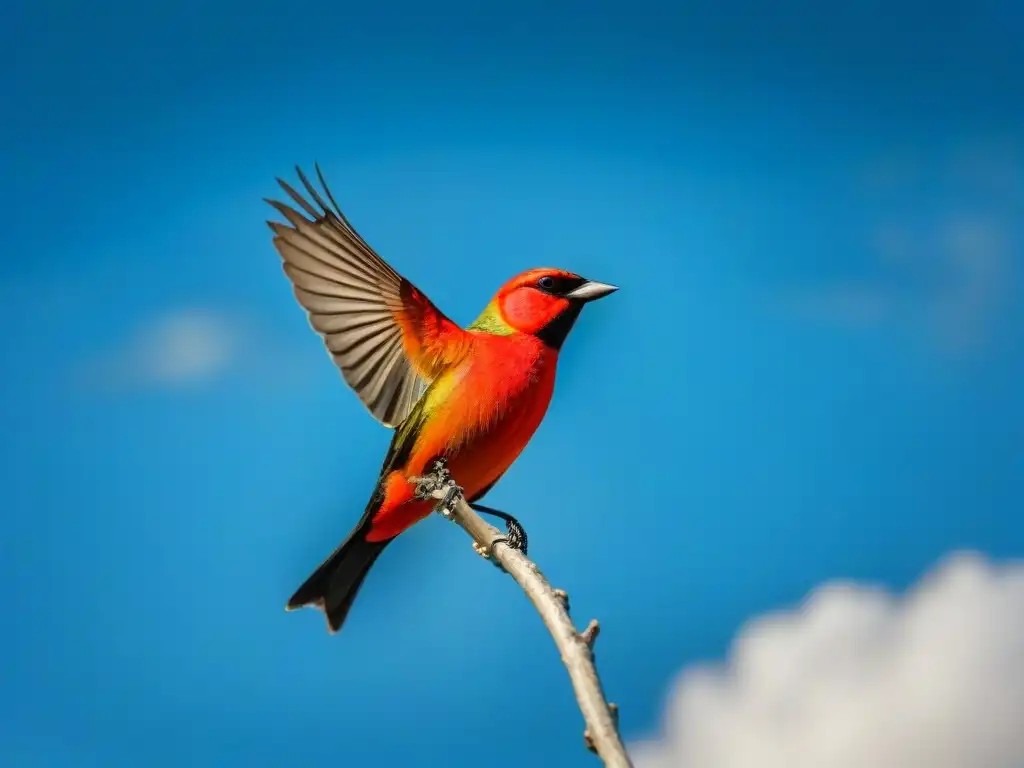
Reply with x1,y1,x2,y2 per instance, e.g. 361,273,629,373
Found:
471,268,618,349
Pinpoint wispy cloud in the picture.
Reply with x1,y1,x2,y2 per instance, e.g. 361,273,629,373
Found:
789,214,1014,354
80,308,244,391
929,215,1014,352
630,551,1024,768
788,139,1020,357
79,306,320,394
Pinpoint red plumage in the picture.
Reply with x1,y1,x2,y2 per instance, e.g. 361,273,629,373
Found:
267,166,617,633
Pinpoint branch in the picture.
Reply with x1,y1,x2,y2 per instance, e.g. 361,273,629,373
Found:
413,461,633,768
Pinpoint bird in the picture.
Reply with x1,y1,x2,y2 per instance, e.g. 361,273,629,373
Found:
266,165,618,634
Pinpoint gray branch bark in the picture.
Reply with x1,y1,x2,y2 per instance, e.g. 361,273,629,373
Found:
413,464,633,768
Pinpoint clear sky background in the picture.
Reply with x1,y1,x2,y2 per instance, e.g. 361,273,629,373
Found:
2,1,1022,766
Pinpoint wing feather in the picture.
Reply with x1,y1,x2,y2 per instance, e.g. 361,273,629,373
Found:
266,165,468,427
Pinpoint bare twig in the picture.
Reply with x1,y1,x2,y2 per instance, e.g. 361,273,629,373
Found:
580,619,601,647
413,460,633,768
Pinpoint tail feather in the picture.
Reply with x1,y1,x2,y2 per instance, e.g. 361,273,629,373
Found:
286,524,393,634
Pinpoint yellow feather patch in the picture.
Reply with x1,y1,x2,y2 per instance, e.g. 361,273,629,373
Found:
468,301,516,336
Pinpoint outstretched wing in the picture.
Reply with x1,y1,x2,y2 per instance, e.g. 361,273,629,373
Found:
266,165,469,427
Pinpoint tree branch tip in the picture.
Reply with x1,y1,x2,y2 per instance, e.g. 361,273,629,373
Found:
415,460,632,765
579,619,601,647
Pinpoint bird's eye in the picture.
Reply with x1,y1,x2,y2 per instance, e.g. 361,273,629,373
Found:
538,276,556,290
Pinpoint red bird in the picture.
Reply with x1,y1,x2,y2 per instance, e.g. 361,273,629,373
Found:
267,166,617,633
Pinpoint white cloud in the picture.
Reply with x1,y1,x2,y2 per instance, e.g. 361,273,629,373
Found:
82,308,243,390
630,552,1024,768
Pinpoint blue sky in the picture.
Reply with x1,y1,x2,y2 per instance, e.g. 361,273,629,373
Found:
2,1,1022,766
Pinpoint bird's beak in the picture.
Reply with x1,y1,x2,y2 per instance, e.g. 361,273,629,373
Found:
565,280,619,302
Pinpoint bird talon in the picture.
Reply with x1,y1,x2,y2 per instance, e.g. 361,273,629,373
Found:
414,458,465,516
439,483,463,519
429,458,452,484
504,517,528,555
470,503,529,555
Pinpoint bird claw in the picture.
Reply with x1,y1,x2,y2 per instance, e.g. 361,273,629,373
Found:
414,458,464,520
470,502,529,556
416,462,529,554
438,483,462,520
503,516,528,555
428,457,453,486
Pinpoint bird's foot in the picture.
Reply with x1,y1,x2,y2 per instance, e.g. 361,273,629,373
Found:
470,503,529,556
414,458,463,520
413,461,528,554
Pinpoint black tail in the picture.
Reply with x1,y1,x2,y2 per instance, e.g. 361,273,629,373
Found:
286,522,394,634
